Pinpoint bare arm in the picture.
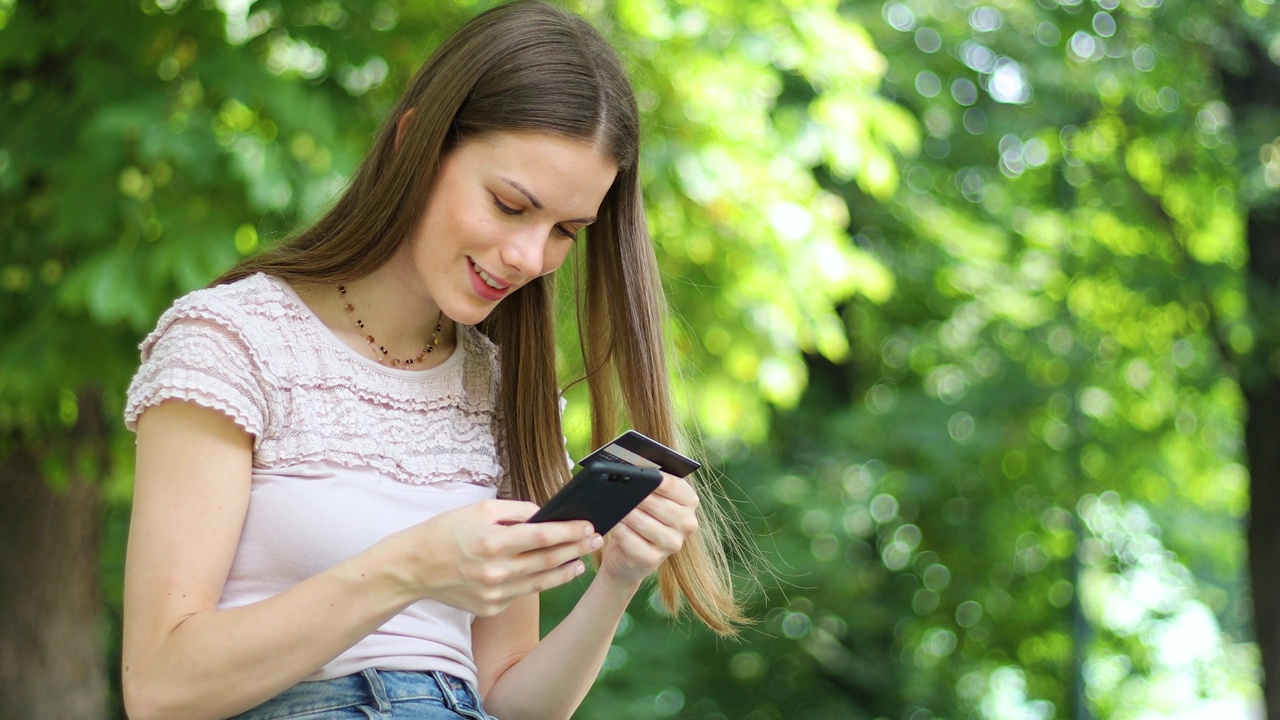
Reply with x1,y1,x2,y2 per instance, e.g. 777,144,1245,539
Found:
122,400,598,720
474,475,701,720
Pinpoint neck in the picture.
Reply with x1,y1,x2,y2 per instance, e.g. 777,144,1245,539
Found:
332,252,454,359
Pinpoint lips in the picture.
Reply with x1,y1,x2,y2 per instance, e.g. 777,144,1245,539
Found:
468,257,512,301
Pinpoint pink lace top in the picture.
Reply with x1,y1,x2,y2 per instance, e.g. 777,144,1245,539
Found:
124,272,508,683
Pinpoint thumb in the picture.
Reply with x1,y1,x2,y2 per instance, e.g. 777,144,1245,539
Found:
485,499,541,526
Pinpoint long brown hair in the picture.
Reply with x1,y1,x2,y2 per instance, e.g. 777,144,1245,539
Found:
216,0,744,634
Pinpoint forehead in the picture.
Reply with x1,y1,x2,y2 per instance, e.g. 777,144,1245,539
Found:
450,131,618,206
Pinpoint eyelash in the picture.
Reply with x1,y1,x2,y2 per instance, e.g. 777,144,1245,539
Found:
493,197,578,240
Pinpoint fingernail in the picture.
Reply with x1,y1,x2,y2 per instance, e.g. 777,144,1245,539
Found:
591,535,604,550
583,524,594,537
575,562,586,576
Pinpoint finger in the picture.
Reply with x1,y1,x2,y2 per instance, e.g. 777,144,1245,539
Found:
514,531,602,573
462,516,590,564
608,519,668,568
503,519,595,551
464,529,596,590
511,556,590,596
635,492,698,533
637,490,683,518
484,499,544,525
617,507,686,554
648,475,699,507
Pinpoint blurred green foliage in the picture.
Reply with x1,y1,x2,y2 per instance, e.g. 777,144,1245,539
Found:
2,0,1277,718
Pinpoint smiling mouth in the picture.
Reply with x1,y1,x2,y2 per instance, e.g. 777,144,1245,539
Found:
469,258,510,291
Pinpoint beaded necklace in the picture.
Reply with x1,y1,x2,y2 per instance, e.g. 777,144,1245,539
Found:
337,284,443,367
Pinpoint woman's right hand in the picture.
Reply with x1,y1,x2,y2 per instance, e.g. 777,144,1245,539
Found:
385,500,603,617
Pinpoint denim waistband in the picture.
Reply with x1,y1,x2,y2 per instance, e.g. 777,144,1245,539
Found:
230,669,493,719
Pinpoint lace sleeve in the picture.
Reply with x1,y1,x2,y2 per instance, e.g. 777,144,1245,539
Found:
124,311,269,443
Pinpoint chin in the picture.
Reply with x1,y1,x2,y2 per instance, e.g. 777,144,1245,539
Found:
449,302,501,327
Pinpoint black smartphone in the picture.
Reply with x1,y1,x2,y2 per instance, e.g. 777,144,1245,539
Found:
528,461,663,534
577,430,701,478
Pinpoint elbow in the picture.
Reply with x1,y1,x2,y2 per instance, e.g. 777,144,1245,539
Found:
122,672,164,720
122,685,157,720
122,669,193,720
123,694,196,720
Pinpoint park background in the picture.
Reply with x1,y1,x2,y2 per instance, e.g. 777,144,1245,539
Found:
2,0,1279,718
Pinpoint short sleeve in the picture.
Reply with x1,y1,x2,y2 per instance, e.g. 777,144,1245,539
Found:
124,312,269,443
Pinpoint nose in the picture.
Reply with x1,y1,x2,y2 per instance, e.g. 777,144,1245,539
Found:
498,227,549,281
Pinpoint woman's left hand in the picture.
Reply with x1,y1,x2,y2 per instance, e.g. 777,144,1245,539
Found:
597,473,700,587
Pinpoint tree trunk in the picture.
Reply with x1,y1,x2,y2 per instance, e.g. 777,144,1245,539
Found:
1249,385,1280,720
1246,198,1280,720
1217,23,1280,718
0,425,107,717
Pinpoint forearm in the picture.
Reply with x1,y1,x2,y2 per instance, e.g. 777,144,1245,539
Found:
483,572,643,720
124,544,416,720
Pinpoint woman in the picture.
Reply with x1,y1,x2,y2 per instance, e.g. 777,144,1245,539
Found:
120,2,744,719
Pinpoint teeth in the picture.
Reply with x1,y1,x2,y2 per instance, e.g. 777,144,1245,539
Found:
473,261,505,290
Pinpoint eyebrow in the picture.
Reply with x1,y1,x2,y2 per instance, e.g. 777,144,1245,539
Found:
500,177,597,225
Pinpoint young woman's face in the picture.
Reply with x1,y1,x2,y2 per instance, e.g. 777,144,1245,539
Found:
407,131,619,326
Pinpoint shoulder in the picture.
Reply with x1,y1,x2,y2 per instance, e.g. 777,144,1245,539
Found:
126,274,286,437
457,324,502,396
459,324,500,365
139,273,290,362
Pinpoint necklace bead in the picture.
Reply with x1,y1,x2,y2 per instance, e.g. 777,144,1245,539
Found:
338,284,443,367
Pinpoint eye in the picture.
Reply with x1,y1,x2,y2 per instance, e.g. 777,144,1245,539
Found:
555,225,579,241
493,196,521,216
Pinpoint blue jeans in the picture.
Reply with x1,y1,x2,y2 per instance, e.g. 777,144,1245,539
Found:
228,669,498,720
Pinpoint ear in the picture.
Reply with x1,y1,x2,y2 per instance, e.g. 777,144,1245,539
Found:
394,108,416,150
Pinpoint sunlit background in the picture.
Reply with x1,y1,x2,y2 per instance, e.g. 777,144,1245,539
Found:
2,0,1278,718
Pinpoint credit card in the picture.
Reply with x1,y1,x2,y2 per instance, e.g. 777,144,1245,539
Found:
578,430,701,478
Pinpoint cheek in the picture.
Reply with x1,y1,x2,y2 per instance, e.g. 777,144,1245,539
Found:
425,181,489,237
440,201,474,236
542,243,575,276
